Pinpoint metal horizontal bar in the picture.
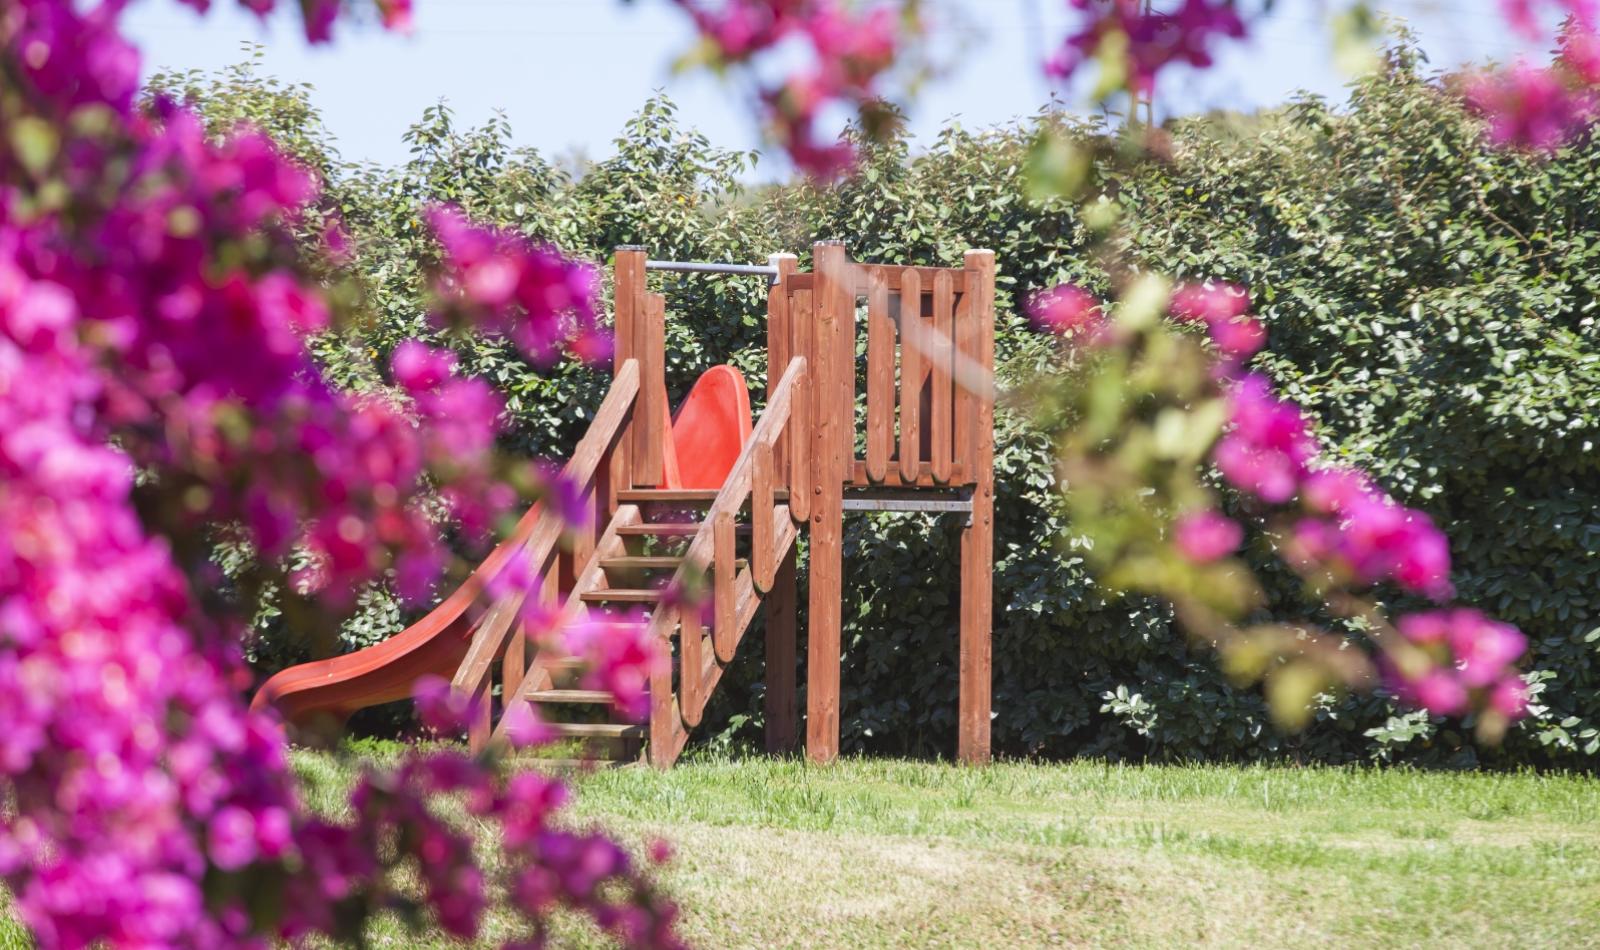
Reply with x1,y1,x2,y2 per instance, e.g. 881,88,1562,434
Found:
842,498,973,514
646,260,780,278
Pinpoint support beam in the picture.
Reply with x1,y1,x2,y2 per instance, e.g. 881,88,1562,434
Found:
765,546,798,754
958,249,996,765
806,241,851,764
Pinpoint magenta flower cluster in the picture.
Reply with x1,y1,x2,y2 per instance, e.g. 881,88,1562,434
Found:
1461,3,1600,153
1034,276,1528,724
1048,0,1247,95
674,0,913,177
1,1,678,945
1027,284,1104,339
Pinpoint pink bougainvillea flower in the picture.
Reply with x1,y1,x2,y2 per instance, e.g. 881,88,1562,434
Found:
563,615,669,722
1173,510,1243,563
499,702,559,749
1397,611,1453,646
1334,493,1454,600
1491,675,1531,717
1408,668,1470,716
1028,283,1103,337
1213,374,1319,503
1299,467,1375,516
412,674,483,734
1170,281,1250,324
390,340,457,394
1391,610,1529,717
1048,0,1248,95
675,0,920,177
376,0,415,33
1208,314,1266,361
1446,611,1528,687
1496,0,1598,39
1464,61,1597,154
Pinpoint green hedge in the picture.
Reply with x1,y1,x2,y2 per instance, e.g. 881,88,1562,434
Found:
168,46,1599,767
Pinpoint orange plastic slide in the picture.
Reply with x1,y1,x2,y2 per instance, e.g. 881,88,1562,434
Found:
250,366,752,730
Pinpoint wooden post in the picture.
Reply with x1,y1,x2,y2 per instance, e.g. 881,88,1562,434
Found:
765,545,798,753
807,241,851,764
958,249,995,765
768,254,797,494
638,293,666,487
611,247,644,507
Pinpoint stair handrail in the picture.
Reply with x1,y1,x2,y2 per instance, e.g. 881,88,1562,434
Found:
647,355,806,735
450,358,642,704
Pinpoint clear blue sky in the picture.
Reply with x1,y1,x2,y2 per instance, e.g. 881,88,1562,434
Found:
124,0,1540,178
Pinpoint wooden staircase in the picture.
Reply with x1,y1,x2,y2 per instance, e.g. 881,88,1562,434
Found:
455,356,806,769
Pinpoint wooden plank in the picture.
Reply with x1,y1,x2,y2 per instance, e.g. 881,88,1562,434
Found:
648,597,681,768
788,288,813,525
768,254,797,496
752,440,775,592
680,609,705,728
897,268,922,483
782,266,963,295
849,459,964,488
958,249,996,766
807,241,850,765
930,270,955,484
617,523,749,538
764,544,798,753
634,292,666,486
712,511,737,663
579,588,663,604
612,248,644,502
864,269,894,482
952,287,976,482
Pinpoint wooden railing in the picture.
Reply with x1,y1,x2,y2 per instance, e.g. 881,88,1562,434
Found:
857,260,966,489
646,355,806,762
451,358,640,748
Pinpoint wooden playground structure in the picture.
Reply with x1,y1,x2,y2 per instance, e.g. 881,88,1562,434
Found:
257,242,995,768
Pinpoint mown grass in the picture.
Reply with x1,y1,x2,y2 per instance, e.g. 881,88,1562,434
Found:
287,744,1600,948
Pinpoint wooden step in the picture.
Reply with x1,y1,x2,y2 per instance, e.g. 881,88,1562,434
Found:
524,757,633,771
551,722,646,739
617,523,751,538
601,555,685,571
617,488,790,505
526,689,612,704
579,588,663,604
601,555,749,572
617,489,719,504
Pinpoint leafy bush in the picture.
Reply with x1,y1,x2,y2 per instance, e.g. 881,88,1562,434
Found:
177,46,1598,768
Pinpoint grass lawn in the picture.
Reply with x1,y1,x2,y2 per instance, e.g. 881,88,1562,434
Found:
286,746,1600,949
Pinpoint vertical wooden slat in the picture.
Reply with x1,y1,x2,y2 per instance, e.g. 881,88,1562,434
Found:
768,254,797,494
789,288,813,525
864,268,894,482
468,686,491,753
764,545,798,753
897,268,923,483
649,608,678,768
952,287,977,484
958,249,996,766
636,292,666,486
806,241,849,764
930,270,954,484
679,610,705,728
611,248,644,504
712,511,737,663
752,440,775,592
501,621,526,708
